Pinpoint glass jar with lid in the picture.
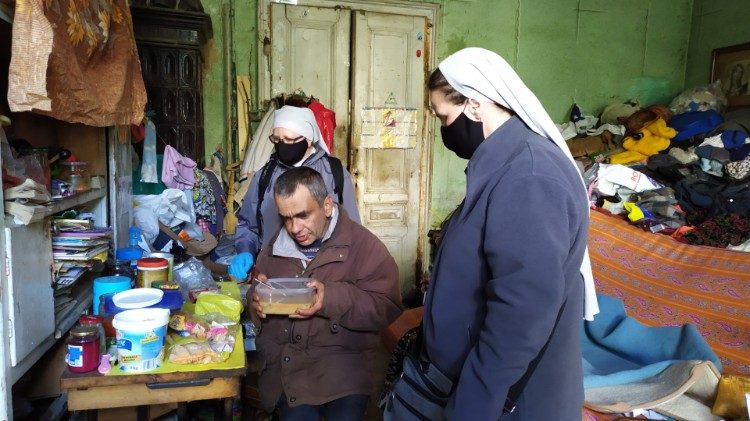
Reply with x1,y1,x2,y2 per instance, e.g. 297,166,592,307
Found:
59,161,91,192
79,314,107,357
66,325,100,373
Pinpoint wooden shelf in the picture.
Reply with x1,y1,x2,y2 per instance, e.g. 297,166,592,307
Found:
54,282,93,339
46,188,106,218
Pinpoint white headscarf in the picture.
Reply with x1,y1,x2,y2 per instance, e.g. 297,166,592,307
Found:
273,105,331,154
439,47,599,321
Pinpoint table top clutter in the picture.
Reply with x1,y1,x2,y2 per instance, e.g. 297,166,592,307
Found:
65,280,246,376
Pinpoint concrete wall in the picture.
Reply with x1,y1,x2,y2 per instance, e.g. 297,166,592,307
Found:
197,0,695,226
685,0,750,89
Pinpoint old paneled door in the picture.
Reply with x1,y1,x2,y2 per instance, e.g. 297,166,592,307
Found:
350,11,426,290
269,4,351,164
270,5,427,291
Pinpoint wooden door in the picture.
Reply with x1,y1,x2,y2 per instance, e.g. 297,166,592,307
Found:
270,3,351,163
269,5,429,291
350,11,427,290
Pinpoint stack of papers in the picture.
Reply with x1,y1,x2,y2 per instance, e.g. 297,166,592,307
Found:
51,222,111,287
3,178,52,225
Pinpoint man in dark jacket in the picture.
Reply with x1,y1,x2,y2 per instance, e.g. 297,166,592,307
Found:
249,166,402,420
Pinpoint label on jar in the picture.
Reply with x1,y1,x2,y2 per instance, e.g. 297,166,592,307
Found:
67,344,84,368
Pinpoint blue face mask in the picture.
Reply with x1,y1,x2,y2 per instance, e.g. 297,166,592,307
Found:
440,112,485,160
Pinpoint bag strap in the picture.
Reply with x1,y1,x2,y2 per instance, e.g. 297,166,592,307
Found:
158,222,187,249
255,158,278,239
503,297,568,414
326,154,344,204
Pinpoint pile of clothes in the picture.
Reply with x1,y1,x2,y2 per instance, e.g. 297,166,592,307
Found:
562,83,750,250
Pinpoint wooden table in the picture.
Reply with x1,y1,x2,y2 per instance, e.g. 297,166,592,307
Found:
60,366,246,421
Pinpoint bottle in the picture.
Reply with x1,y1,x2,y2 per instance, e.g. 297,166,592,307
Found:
129,226,142,248
115,247,143,287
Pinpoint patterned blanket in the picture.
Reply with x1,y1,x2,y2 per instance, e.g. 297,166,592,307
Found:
588,210,750,375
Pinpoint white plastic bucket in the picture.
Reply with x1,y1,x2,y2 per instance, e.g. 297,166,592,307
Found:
112,308,169,372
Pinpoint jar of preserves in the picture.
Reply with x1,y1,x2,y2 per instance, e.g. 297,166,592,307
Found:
66,325,100,373
137,257,168,288
59,161,91,192
79,315,106,357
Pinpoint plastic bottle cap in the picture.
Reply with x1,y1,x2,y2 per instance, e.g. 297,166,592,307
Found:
116,247,143,261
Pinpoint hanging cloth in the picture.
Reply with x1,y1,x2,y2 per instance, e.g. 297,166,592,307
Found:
141,120,158,183
8,0,146,126
162,145,196,189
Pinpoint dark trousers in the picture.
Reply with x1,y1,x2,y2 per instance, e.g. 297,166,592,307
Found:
278,394,369,421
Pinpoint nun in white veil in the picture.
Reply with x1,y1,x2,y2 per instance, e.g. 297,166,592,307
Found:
386,47,597,421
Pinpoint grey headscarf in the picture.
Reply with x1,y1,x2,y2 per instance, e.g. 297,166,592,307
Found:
439,47,599,320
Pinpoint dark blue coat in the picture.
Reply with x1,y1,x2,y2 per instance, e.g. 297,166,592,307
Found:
423,116,588,420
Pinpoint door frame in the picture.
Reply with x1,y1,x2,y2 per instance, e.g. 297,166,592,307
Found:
257,0,440,281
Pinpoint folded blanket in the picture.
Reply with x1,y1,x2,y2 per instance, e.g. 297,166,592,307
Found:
583,294,721,389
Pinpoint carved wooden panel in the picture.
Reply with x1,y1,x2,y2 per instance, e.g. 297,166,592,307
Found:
132,6,210,163
137,44,204,161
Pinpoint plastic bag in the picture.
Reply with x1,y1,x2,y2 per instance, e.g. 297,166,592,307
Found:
166,321,236,364
195,293,243,323
669,80,727,115
134,189,194,228
309,99,336,155
173,257,217,301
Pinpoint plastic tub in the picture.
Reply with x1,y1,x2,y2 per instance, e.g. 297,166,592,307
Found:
93,276,132,315
255,278,314,315
112,308,170,372
105,289,184,315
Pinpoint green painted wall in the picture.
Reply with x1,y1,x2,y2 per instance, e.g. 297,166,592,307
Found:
685,0,750,89
198,0,695,227
201,0,256,166
429,0,693,226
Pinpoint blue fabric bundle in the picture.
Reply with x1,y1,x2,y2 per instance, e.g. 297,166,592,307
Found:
582,294,721,389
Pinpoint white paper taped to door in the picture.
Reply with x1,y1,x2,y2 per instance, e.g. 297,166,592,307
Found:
360,107,418,148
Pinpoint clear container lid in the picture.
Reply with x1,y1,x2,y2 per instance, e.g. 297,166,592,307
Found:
255,278,314,302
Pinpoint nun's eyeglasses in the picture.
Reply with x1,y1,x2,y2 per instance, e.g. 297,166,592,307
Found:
269,135,306,144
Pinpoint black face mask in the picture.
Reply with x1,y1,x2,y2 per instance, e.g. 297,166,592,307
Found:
440,112,485,160
275,141,309,166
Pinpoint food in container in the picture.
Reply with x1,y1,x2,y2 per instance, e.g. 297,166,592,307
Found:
255,278,314,315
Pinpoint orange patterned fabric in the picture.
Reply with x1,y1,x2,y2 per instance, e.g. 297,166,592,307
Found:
588,210,750,375
8,0,146,126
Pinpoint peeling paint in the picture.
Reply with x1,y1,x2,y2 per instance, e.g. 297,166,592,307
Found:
196,0,699,229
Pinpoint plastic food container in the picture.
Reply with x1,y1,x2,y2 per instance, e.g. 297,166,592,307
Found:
59,161,91,192
113,308,169,372
255,278,314,315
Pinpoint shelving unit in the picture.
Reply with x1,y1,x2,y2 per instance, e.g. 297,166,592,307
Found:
46,187,106,218
3,186,107,384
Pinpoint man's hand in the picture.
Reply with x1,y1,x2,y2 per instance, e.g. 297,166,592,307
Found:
290,279,325,319
250,273,267,319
